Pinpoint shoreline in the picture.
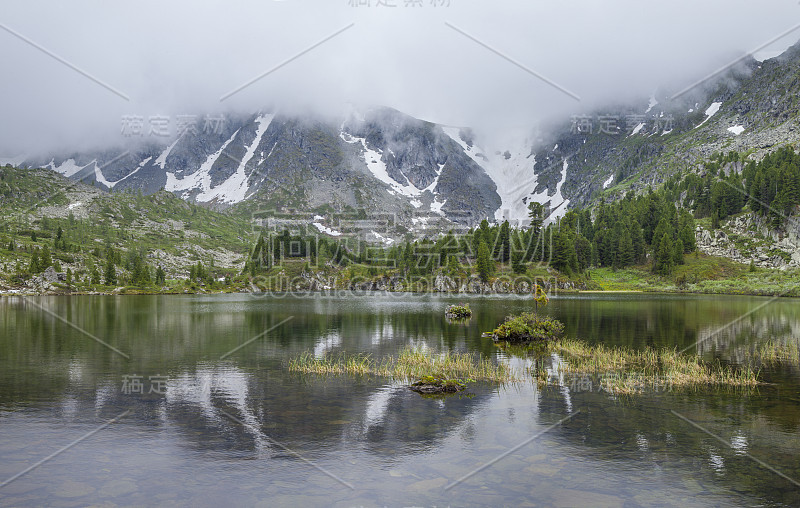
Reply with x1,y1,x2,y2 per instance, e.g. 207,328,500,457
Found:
1,286,796,299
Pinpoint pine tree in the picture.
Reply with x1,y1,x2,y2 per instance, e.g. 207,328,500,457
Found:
631,223,645,263
40,245,52,270
498,221,511,263
617,228,633,267
476,240,494,282
575,235,592,271
653,233,674,275
527,202,544,235
90,265,101,285
28,250,40,274
550,230,575,274
511,250,526,274
672,238,684,265
104,258,117,286
678,210,696,253
447,255,460,276
155,265,166,285
472,229,483,259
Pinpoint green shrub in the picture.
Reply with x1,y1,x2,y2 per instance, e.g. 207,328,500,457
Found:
492,312,564,342
445,304,472,319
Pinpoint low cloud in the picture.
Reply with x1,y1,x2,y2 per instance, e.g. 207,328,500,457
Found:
1,0,799,156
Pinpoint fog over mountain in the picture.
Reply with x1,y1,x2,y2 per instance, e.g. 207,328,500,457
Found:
2,0,800,156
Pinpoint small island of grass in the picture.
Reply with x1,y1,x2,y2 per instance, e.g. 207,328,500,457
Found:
492,312,565,343
409,374,470,394
445,304,473,319
289,347,516,384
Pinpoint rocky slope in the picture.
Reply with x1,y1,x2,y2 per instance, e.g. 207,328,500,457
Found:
696,212,800,269
7,40,800,248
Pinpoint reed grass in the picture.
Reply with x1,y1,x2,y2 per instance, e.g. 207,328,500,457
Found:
543,338,761,394
288,347,517,383
750,339,800,364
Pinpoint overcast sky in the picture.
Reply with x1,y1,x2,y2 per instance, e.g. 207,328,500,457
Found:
2,0,800,155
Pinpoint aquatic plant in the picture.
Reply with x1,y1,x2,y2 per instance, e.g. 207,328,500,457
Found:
289,346,517,383
539,338,761,394
445,304,473,319
749,339,800,365
492,312,564,342
409,374,471,394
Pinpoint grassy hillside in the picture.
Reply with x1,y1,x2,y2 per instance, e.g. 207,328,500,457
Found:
0,165,254,292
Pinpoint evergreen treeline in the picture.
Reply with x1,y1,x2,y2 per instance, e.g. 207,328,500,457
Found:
671,148,800,229
247,190,698,279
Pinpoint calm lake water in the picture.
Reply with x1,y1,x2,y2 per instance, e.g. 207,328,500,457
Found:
0,292,798,507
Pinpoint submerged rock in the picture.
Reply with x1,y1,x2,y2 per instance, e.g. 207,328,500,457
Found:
409,375,467,394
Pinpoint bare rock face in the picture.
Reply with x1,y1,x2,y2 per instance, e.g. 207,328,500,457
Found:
695,212,800,269
23,107,503,231
42,267,59,283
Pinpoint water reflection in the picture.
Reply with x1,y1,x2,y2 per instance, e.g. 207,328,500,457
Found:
0,293,799,506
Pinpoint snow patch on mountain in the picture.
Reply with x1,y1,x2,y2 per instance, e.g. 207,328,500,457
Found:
727,125,745,135
165,129,240,200
103,156,153,189
369,230,394,245
696,102,722,129
629,123,645,136
645,95,658,113
423,163,445,193
93,161,114,188
340,131,423,197
263,141,278,164
442,127,483,167
531,158,570,223
196,114,274,204
48,158,88,178
443,127,537,224
430,197,446,215
603,174,614,189
312,222,342,237
155,134,182,169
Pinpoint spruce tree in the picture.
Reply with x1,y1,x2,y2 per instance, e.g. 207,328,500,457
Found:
447,255,460,276
511,250,526,274
498,221,511,263
40,245,52,270
672,239,685,265
527,202,544,236
155,266,166,285
617,229,633,267
104,258,117,286
28,250,40,274
90,265,101,285
631,223,645,263
476,240,494,282
653,233,674,275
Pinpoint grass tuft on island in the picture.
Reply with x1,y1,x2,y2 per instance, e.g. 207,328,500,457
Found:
445,304,473,319
492,312,564,343
537,338,761,394
749,339,800,365
410,375,470,394
288,347,517,383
